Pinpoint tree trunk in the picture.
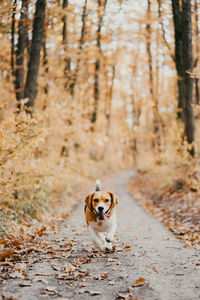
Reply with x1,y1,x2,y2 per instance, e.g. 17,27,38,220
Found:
171,0,184,119
69,0,87,96
62,0,68,43
11,0,17,77
15,0,28,103
62,0,71,88
172,0,195,154
146,0,161,149
157,0,174,61
42,30,49,100
91,0,107,123
106,64,115,136
24,0,46,110
181,0,195,154
194,0,199,105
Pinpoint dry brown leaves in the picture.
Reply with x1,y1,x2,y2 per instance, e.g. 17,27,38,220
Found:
132,277,146,287
128,173,200,249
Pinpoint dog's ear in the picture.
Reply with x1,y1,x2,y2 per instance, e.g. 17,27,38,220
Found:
85,193,94,212
109,192,118,208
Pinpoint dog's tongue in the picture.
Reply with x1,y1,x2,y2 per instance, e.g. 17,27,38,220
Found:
98,213,105,220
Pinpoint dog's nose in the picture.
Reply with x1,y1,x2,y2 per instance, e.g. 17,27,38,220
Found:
98,206,104,212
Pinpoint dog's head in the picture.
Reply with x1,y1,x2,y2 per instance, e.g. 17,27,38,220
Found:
85,191,118,219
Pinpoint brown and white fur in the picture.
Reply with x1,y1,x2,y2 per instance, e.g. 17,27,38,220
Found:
84,180,118,251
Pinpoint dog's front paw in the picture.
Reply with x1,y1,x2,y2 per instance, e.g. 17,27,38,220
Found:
100,241,112,251
106,235,114,243
100,242,107,251
105,242,112,251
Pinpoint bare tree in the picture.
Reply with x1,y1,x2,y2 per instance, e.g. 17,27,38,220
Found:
194,0,199,105
146,0,161,149
42,29,49,100
181,0,195,154
157,0,174,61
69,0,87,96
172,0,195,155
15,0,28,103
24,0,46,110
106,64,115,136
91,0,107,123
62,0,71,87
11,0,17,77
171,0,184,119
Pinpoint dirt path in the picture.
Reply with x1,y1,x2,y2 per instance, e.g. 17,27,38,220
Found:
1,170,200,300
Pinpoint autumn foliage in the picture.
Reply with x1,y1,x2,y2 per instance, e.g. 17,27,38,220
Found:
0,0,200,252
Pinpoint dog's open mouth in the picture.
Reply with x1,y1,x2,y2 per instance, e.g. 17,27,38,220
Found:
97,212,110,220
98,212,105,220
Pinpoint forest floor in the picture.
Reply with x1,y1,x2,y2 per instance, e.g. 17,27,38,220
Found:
1,170,200,300
128,171,200,250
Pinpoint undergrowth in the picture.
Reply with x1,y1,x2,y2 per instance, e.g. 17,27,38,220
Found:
0,99,126,236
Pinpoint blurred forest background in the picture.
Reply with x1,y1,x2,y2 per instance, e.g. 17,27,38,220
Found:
0,0,200,239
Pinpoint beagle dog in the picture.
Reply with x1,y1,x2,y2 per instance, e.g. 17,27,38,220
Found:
84,180,118,251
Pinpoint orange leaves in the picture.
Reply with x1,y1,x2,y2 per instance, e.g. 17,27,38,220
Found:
152,266,158,273
36,226,47,237
0,248,14,260
93,272,108,280
132,277,146,287
116,293,133,300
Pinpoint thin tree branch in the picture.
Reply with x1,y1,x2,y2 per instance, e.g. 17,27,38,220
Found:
157,0,175,62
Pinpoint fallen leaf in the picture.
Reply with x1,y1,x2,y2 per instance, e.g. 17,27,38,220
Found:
132,277,146,287
64,263,76,273
75,271,89,279
18,282,32,287
37,226,47,237
9,271,24,279
0,248,14,260
35,272,53,276
116,293,133,299
45,286,57,293
63,242,73,247
152,266,158,273
78,282,89,287
58,274,69,279
89,290,101,296
33,278,48,284
51,264,61,271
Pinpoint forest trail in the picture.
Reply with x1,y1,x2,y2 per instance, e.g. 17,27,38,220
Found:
1,170,200,300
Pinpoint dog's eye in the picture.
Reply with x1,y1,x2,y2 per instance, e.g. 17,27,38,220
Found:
94,198,99,203
105,199,109,203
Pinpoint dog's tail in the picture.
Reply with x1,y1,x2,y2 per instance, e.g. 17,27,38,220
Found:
95,179,101,191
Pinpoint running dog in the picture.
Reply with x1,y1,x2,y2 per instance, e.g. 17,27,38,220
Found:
84,180,118,250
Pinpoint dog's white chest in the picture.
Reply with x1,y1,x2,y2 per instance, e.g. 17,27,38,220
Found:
90,214,115,233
